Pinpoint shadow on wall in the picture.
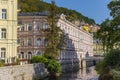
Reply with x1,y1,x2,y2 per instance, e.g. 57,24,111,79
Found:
60,33,80,73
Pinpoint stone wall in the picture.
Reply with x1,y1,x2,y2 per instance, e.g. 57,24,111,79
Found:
0,63,48,80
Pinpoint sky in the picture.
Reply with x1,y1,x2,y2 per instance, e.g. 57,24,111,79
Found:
44,0,111,24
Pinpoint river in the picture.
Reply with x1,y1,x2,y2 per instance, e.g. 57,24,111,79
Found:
45,66,99,80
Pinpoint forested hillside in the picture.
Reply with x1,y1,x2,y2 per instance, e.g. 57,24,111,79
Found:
18,0,95,24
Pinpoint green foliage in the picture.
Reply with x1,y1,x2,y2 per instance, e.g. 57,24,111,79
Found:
31,55,61,73
47,59,61,73
18,0,95,25
108,0,120,18
44,1,66,59
31,56,48,64
112,69,120,80
0,60,4,67
95,60,105,74
96,1,120,77
95,0,120,53
104,49,120,67
96,19,114,52
96,49,120,74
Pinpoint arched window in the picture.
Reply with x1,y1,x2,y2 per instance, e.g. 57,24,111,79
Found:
28,52,32,59
1,48,6,58
36,38,41,46
44,39,48,46
36,51,42,55
28,38,32,46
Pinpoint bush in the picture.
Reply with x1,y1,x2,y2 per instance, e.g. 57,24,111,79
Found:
104,49,120,67
31,55,61,73
0,61,4,67
31,56,48,64
95,60,105,74
112,69,120,80
47,59,61,73
96,49,120,74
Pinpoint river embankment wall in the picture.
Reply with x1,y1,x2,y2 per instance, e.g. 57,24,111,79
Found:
0,63,48,80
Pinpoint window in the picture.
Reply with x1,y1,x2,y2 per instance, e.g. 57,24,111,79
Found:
36,51,42,55
1,48,6,58
36,38,41,46
21,25,24,31
36,24,41,31
43,23,48,29
21,39,24,46
28,38,32,46
28,24,32,31
36,25,40,31
1,28,6,39
18,54,21,59
20,52,24,59
2,9,7,20
28,52,32,59
17,39,20,44
44,39,48,46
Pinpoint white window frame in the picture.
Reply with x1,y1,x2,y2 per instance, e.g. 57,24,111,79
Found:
1,28,6,39
36,38,41,46
27,24,32,31
0,48,6,59
2,9,7,20
28,38,32,46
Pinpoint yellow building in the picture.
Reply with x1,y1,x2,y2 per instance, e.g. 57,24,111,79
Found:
83,24,90,32
0,0,18,63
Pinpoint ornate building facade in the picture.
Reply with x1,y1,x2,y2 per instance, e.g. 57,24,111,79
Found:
18,13,93,62
0,0,18,63
18,13,48,62
57,14,93,61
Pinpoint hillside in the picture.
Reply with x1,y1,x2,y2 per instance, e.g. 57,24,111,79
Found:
18,0,95,25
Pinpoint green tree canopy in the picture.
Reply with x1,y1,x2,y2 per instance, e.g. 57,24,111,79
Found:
108,0,120,18
44,1,66,59
95,0,120,53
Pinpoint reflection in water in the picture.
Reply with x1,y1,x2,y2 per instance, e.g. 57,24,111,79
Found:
44,67,98,80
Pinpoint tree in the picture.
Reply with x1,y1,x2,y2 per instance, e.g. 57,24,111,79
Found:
107,0,120,49
108,0,120,18
95,0,120,53
44,0,66,59
96,1,120,79
96,19,114,53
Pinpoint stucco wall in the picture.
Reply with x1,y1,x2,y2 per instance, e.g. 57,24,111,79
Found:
0,63,48,80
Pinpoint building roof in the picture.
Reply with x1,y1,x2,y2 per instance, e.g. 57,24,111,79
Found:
18,11,50,16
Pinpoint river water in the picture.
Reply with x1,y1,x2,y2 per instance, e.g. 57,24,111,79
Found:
45,66,99,80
